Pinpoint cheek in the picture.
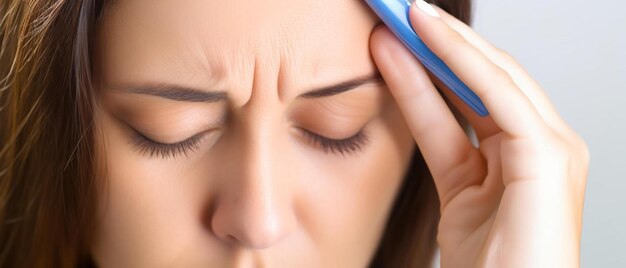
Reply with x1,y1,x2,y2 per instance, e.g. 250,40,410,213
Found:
293,101,415,264
90,110,231,266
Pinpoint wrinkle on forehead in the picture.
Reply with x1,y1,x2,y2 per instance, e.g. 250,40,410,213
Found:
96,0,381,105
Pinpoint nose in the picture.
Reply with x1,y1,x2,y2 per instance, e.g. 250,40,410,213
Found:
210,120,298,249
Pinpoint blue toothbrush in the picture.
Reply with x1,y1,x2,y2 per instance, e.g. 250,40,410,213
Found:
365,0,489,116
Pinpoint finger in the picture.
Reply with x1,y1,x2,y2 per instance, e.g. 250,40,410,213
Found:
433,6,567,131
408,2,547,138
428,72,502,141
370,25,483,197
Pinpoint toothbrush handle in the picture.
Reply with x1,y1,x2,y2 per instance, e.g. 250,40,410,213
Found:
366,0,489,116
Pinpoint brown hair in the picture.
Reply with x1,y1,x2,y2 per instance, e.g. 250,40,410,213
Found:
0,0,471,267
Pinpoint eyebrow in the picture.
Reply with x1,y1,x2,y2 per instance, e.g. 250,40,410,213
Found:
119,84,228,103
116,71,384,103
300,71,384,99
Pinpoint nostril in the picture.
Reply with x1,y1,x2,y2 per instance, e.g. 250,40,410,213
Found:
220,222,292,250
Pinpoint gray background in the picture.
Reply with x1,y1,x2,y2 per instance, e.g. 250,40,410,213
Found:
469,0,625,266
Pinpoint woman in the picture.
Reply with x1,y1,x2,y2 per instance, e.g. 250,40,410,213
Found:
0,0,589,267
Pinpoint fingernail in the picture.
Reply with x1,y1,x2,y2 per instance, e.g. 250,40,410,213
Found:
413,0,440,18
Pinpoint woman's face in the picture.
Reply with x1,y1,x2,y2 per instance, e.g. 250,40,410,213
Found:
92,0,415,266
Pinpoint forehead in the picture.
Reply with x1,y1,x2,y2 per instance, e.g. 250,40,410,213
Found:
96,0,381,90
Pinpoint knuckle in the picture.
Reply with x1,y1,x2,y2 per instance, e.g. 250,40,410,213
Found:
529,130,569,160
574,135,591,164
559,129,590,165
550,130,591,170
567,134,590,185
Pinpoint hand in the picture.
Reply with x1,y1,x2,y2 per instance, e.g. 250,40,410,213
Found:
369,2,589,267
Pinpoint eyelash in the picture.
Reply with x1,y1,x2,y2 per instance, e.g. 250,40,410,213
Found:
132,128,369,159
299,128,369,156
131,131,207,159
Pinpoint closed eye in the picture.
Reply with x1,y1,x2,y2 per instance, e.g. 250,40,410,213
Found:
130,129,210,159
298,127,369,156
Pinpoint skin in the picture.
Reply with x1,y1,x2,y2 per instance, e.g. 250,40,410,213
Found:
91,0,415,267
370,2,589,267
91,0,589,267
